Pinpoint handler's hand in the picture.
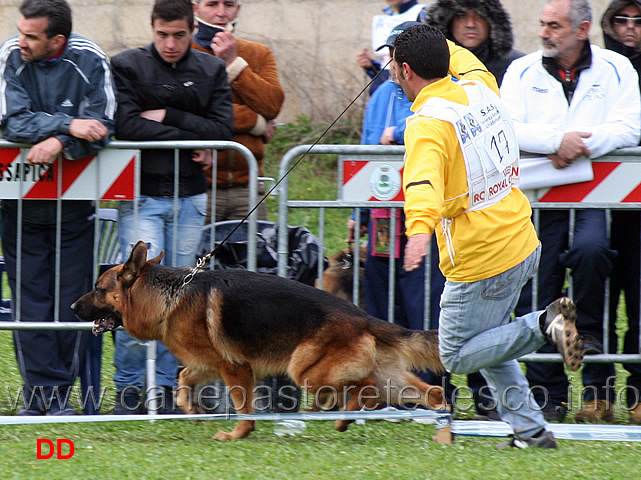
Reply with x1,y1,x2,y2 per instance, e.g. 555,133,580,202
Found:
27,137,63,165
68,119,109,142
403,233,431,272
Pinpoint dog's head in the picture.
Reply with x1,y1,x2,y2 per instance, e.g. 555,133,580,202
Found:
317,246,367,305
71,241,163,335
327,246,367,270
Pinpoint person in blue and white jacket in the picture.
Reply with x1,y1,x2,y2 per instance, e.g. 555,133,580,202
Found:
501,0,640,424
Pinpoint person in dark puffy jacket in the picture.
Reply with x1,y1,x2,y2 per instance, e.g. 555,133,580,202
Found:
425,0,524,85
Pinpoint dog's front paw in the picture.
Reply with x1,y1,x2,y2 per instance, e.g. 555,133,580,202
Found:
212,420,256,440
213,430,234,441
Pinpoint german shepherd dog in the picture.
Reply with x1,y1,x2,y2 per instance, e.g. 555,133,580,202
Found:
316,246,367,306
72,241,445,440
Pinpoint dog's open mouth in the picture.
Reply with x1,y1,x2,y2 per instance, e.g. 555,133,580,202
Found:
92,315,123,336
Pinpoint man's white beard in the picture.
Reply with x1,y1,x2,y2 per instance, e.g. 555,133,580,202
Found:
542,44,560,58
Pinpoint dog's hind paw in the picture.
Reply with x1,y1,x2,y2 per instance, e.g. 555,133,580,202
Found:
334,419,353,432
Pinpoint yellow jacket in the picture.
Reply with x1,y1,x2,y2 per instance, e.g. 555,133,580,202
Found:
403,41,539,282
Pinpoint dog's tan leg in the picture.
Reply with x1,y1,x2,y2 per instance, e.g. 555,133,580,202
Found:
176,367,202,415
309,389,338,412
212,363,256,441
334,378,380,432
399,373,447,411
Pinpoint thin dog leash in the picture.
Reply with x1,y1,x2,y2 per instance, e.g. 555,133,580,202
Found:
182,61,393,287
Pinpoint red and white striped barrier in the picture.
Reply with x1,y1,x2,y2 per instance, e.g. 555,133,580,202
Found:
534,162,641,203
342,158,404,202
0,148,137,200
342,158,641,205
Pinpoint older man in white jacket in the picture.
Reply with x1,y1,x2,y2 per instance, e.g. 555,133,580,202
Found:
500,0,640,424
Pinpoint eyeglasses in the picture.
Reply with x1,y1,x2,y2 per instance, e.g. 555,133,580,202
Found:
613,15,641,26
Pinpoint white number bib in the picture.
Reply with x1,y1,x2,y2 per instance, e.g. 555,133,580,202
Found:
412,81,519,211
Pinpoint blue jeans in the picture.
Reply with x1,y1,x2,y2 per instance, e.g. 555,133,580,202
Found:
114,194,207,390
438,245,548,439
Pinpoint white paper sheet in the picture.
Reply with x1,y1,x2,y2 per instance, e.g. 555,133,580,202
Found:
518,155,594,190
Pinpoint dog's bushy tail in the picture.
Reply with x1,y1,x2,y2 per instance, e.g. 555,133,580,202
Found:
369,319,445,374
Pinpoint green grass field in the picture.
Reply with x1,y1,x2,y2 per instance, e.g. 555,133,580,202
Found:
0,345,638,480
0,119,639,478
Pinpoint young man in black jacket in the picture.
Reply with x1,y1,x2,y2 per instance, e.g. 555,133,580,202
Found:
109,0,233,414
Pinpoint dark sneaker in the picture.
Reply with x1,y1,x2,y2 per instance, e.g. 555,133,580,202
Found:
474,406,501,421
155,386,185,415
541,297,583,371
48,405,78,416
17,406,44,416
541,405,567,422
17,387,45,415
114,388,144,415
496,429,558,450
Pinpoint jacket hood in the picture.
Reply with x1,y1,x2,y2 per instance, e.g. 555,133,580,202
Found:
601,0,641,56
425,0,515,56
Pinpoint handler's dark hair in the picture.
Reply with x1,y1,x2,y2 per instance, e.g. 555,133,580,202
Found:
393,24,449,80
151,0,194,29
19,0,72,39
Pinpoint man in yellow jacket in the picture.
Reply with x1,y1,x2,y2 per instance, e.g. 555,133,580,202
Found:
392,24,584,449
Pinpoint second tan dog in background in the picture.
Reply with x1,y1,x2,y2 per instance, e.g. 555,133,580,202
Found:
316,246,367,306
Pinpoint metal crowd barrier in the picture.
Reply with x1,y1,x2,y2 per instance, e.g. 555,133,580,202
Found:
1,139,640,436
521,147,641,365
0,139,259,415
277,144,412,317
276,144,641,367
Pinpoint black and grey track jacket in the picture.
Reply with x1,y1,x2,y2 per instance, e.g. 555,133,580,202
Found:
0,33,116,223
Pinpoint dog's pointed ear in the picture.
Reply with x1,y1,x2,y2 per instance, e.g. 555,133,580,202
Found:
149,251,164,264
119,241,148,287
